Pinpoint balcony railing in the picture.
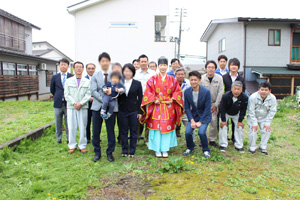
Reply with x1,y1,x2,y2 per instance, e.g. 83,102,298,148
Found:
292,46,300,62
0,33,26,52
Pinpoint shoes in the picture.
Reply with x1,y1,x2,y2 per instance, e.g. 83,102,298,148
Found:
107,153,115,162
249,149,256,154
235,147,245,153
129,154,134,158
67,140,69,144
68,148,77,154
182,149,193,156
93,155,101,162
80,148,88,153
259,148,268,155
176,130,181,137
204,151,211,158
156,152,162,158
162,152,168,158
209,141,217,147
57,140,62,144
122,153,128,157
219,146,226,152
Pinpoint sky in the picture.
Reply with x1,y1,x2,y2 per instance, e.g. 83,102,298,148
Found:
1,0,300,61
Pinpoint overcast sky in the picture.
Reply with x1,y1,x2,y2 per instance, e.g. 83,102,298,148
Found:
1,0,300,61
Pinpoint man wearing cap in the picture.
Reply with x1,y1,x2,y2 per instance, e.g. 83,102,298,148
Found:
219,81,248,153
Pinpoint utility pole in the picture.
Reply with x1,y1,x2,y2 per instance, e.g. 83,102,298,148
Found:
175,8,187,59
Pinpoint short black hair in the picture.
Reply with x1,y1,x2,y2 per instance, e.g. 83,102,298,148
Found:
132,59,138,64
228,58,240,69
205,60,217,69
218,55,228,62
171,58,180,64
59,58,69,65
73,61,84,68
138,54,148,61
258,81,272,90
86,63,96,68
112,62,122,69
188,71,201,79
122,63,136,77
148,61,157,68
98,52,111,62
110,71,122,80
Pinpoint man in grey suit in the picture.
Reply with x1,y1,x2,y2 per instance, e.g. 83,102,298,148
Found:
91,52,117,162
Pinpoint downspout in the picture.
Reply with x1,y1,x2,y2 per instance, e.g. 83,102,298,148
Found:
244,20,250,79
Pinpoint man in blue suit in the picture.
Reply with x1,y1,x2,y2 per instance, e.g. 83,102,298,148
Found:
182,71,212,158
50,58,73,143
85,63,96,144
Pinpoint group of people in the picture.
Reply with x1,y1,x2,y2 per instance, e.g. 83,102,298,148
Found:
50,53,277,162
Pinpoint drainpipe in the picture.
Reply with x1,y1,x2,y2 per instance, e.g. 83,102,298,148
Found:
244,20,250,80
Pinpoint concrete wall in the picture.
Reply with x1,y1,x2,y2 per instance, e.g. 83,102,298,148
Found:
25,27,32,54
207,22,245,72
73,0,174,70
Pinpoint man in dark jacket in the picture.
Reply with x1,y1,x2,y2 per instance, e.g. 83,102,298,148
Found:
219,81,248,153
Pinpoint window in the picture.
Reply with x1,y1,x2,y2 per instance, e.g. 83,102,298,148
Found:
17,64,28,75
29,65,37,75
219,38,226,53
154,16,167,42
3,62,16,75
268,29,281,46
46,71,54,87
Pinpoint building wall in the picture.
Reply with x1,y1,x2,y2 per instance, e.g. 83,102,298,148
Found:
73,0,174,70
207,22,245,72
25,27,33,54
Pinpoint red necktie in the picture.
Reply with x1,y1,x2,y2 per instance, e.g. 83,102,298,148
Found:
104,73,108,84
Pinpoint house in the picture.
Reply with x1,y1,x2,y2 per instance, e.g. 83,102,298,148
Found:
0,9,69,101
200,17,300,98
67,0,174,68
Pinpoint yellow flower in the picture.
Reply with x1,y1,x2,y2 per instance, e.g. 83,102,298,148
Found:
53,198,56,200
191,162,194,164
47,193,51,196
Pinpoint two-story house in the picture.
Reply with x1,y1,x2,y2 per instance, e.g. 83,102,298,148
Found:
67,0,174,67
200,17,300,98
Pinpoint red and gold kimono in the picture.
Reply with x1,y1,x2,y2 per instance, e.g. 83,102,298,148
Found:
140,73,184,133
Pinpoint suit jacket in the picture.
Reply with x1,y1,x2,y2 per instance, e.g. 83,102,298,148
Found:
184,85,212,124
64,76,91,109
50,72,73,108
118,79,143,114
222,73,246,93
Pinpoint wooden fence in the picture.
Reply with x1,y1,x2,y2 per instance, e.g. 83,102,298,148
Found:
0,75,39,100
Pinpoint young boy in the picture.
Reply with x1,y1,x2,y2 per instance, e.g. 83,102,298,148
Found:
101,71,125,119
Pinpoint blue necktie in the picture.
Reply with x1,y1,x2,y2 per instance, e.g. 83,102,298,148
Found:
62,74,66,89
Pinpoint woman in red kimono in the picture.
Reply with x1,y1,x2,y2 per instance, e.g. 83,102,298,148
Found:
140,57,184,158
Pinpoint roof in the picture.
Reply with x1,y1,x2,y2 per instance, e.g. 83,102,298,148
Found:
32,41,73,62
251,67,300,77
0,9,41,30
0,48,58,63
67,0,107,14
200,17,300,42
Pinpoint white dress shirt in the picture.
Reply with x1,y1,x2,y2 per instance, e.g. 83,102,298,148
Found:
230,72,238,82
124,79,133,96
134,69,156,93
60,72,67,83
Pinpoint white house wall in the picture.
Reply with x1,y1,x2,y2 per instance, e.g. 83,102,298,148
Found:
25,27,33,54
73,0,174,70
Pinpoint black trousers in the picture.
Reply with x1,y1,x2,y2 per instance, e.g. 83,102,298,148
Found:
86,102,92,141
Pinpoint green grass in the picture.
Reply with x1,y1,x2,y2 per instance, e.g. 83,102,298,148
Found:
0,100,54,144
0,98,300,199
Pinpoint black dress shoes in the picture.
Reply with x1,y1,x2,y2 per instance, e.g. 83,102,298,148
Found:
93,155,101,162
107,153,114,162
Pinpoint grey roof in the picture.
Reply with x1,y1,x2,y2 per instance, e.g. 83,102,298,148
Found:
0,9,41,30
67,0,107,13
237,17,300,23
251,67,300,77
32,49,54,56
0,48,57,63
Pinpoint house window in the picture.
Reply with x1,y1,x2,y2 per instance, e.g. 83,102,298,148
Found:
155,16,167,42
219,38,226,53
3,62,16,75
17,64,28,75
268,29,281,46
29,65,37,75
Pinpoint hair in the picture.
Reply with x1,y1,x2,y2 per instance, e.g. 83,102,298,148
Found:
258,81,272,90
231,80,243,88
112,62,122,69
218,55,228,62
73,61,84,68
148,61,157,68
98,52,111,62
188,71,201,79
228,58,240,70
138,54,148,61
171,58,180,65
58,58,69,65
132,59,138,64
205,60,218,69
110,71,122,80
122,63,136,77
86,63,96,69
175,67,186,75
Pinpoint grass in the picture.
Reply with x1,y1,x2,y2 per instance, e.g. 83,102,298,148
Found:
0,100,54,144
1,97,300,199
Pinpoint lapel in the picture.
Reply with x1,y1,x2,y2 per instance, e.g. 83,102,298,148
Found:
57,73,63,88
127,79,135,96
187,87,197,109
85,75,89,80
98,71,104,85
78,77,86,90
197,85,202,109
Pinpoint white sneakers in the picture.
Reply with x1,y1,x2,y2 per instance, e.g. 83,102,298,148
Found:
156,152,162,158
156,151,168,158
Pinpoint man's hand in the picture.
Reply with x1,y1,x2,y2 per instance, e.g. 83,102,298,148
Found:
137,114,142,120
115,88,119,93
195,122,202,128
191,119,196,129
89,97,94,102
238,122,244,129
220,121,227,128
263,125,271,132
73,102,82,110
154,100,160,105
211,106,218,116
251,126,258,131
105,88,111,95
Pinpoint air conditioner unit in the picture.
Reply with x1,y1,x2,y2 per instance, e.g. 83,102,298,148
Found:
40,63,47,70
155,22,161,33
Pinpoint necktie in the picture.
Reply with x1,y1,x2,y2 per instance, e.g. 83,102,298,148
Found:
62,73,66,89
104,73,108,84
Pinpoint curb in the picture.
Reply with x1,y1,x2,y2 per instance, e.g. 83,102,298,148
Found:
0,121,55,150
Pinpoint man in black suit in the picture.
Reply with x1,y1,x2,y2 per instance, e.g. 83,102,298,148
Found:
85,63,96,144
50,58,73,144
222,58,246,143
